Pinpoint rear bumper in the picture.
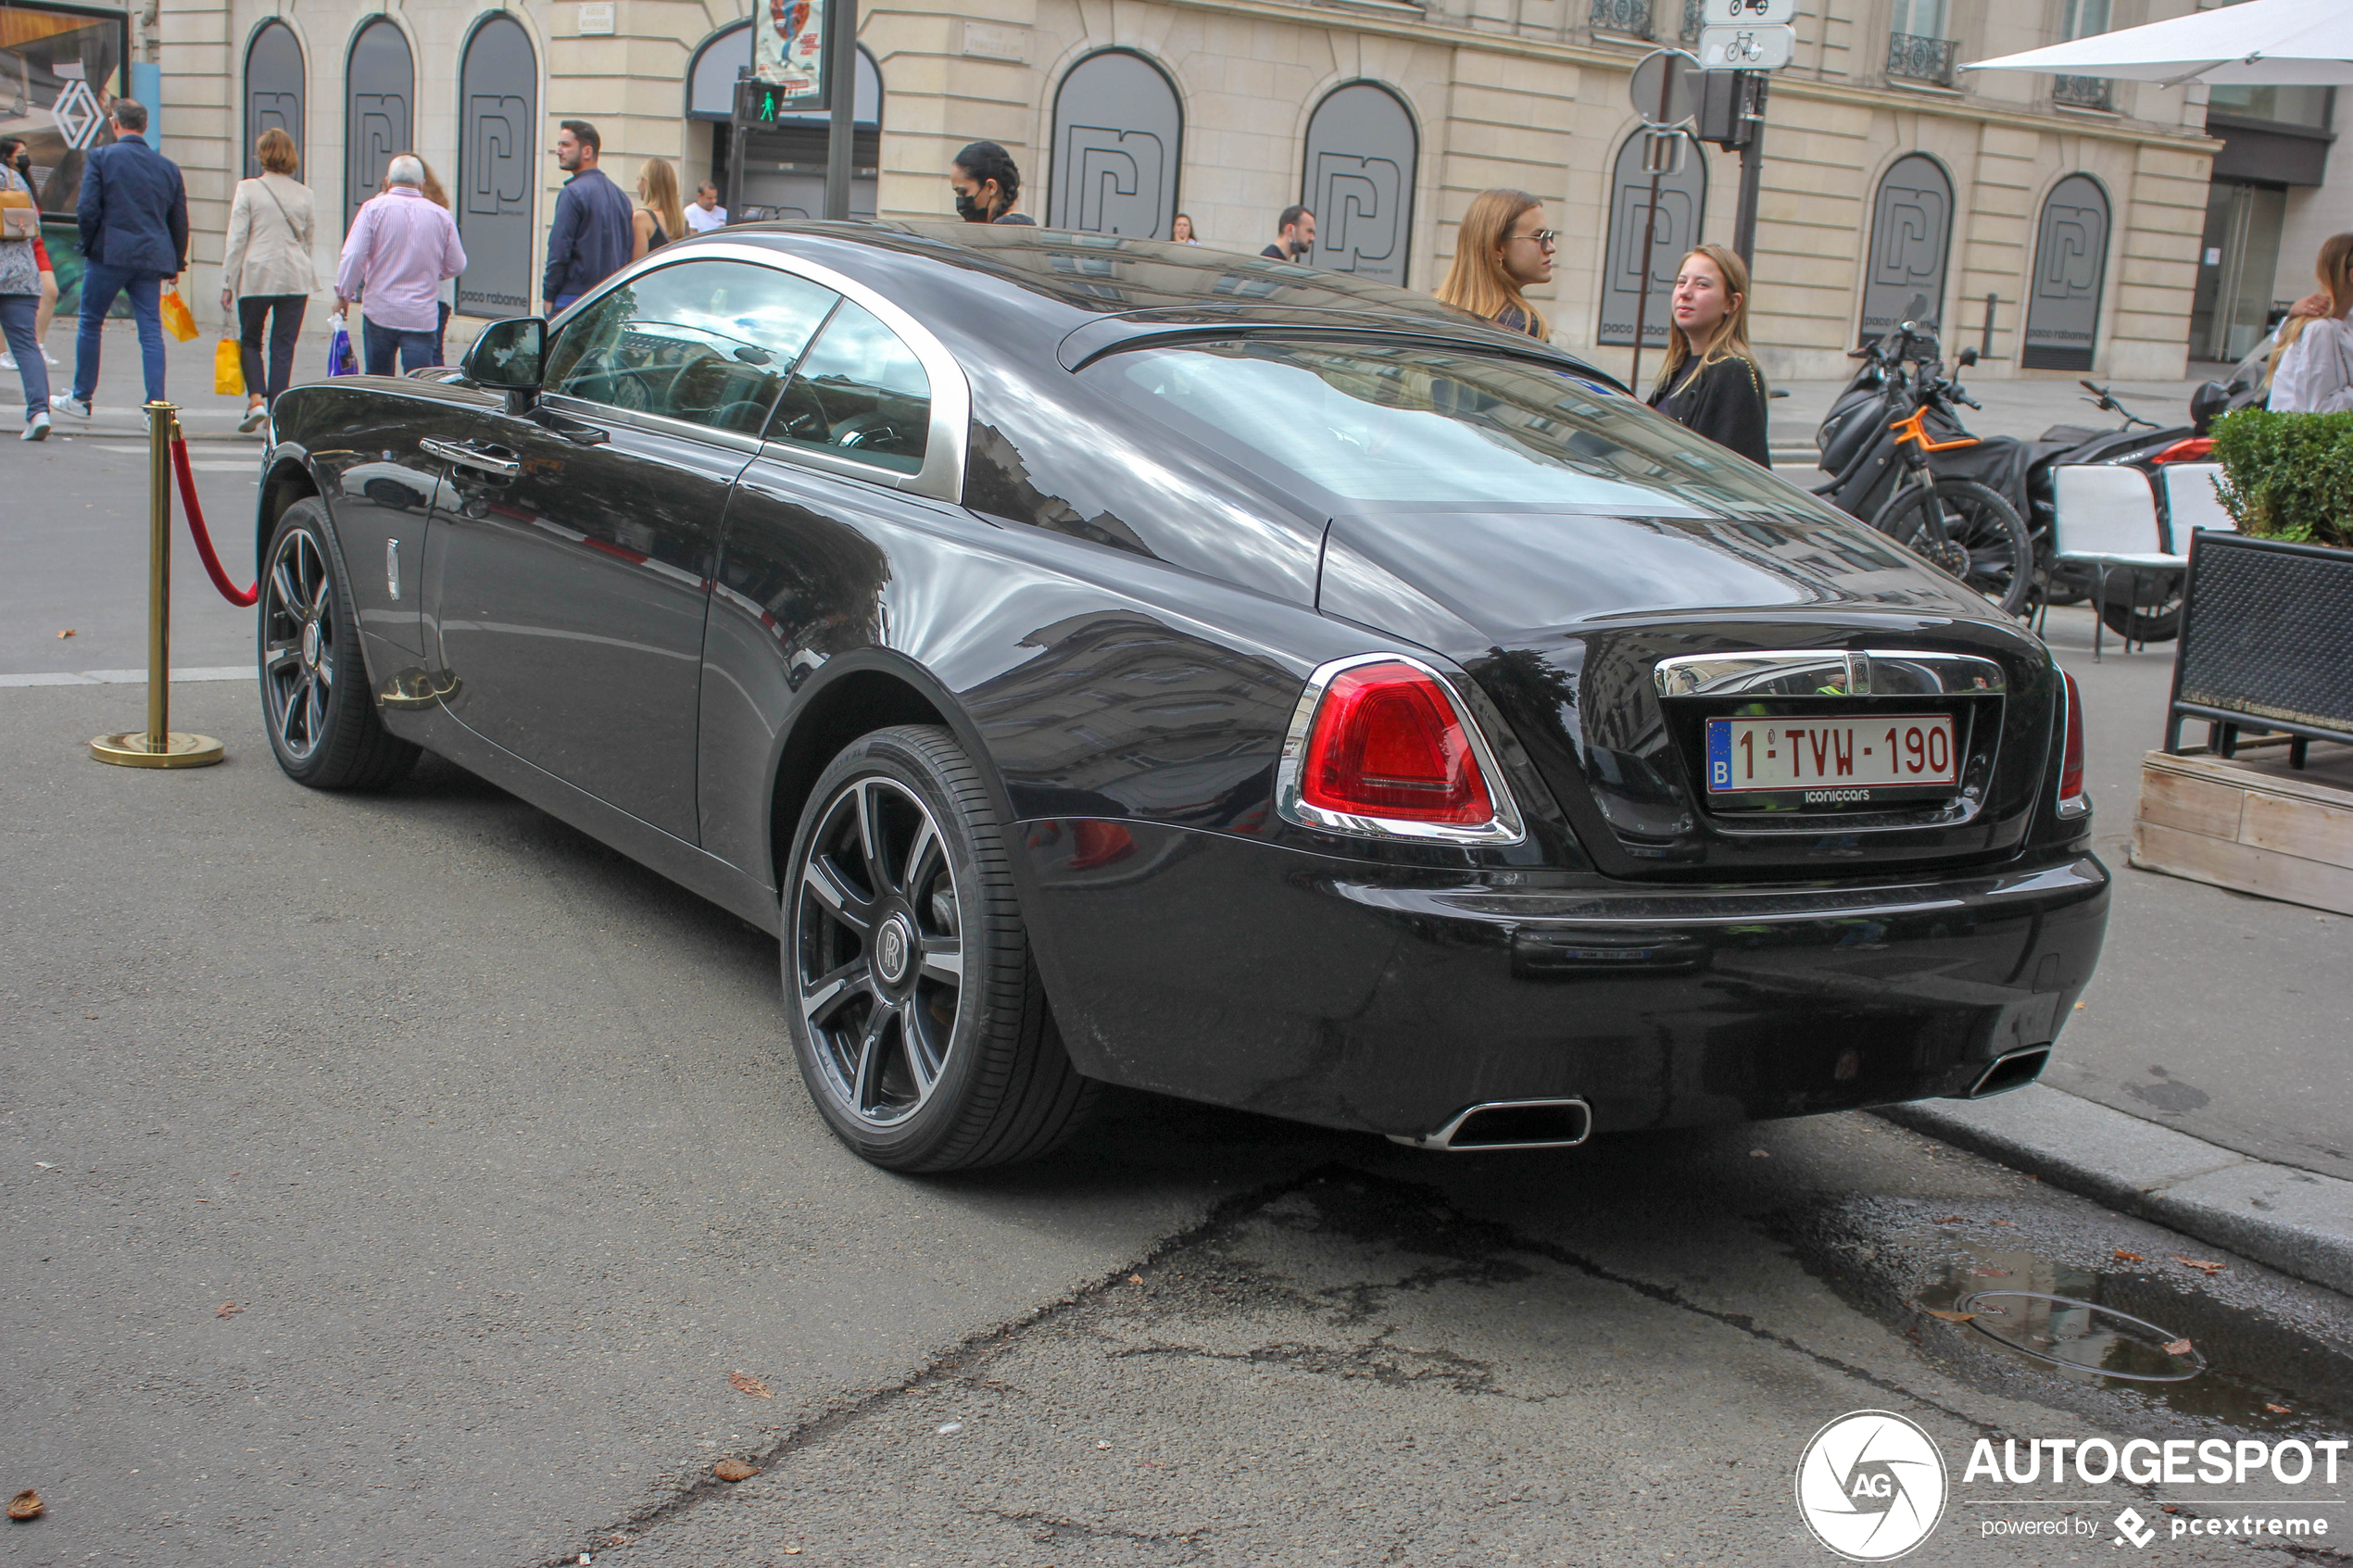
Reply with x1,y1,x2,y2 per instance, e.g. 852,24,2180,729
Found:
1015,821,2109,1140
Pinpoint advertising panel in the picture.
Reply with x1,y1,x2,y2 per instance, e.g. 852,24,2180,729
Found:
0,0,130,213
753,0,829,109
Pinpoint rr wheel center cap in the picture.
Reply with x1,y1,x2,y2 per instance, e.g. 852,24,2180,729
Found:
301,619,321,669
875,914,914,986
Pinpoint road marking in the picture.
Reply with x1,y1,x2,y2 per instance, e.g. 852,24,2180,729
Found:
0,667,252,687
93,443,258,471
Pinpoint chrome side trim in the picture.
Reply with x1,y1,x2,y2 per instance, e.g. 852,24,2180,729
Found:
1275,652,1529,847
1386,1098,1593,1151
421,437,520,478
1653,647,2007,699
544,242,972,504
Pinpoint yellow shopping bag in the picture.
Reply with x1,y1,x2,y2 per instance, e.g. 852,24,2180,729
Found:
159,283,198,344
214,337,245,396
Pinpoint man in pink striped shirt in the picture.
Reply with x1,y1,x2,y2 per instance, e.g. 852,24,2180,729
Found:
335,154,467,376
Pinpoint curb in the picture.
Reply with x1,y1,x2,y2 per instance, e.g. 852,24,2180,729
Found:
1877,1083,2353,1298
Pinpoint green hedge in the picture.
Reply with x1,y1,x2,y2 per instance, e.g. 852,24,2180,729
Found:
2209,408,2353,549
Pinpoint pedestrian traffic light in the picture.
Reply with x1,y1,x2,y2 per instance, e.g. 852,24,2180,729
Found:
734,78,789,126
1697,69,1756,149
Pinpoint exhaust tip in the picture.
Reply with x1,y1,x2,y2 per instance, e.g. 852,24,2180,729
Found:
1389,1098,1593,1152
1966,1047,2050,1100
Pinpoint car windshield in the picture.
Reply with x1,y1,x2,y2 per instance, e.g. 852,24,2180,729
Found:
1091,338,1810,517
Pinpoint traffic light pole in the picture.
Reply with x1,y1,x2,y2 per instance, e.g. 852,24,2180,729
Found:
822,0,858,220
1730,71,1768,270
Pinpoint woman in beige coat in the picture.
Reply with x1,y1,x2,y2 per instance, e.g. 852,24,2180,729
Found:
220,127,317,431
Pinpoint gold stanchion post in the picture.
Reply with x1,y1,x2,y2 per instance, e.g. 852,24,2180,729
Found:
91,401,225,769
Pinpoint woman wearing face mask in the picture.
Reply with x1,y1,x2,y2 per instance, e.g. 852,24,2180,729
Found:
0,137,58,383
1646,244,1770,468
1,134,51,436
1433,188,1554,338
948,142,1034,225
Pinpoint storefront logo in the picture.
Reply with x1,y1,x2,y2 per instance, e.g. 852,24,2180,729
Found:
51,79,105,150
1795,1411,1948,1562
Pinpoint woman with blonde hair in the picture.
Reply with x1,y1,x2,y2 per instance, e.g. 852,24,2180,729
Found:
220,125,318,431
1434,188,1553,337
1646,243,1770,467
2269,233,2353,412
633,157,686,260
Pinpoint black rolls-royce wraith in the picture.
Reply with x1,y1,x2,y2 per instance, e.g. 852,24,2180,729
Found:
253,222,2107,1171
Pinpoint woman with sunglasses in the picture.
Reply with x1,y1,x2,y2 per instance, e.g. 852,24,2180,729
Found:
1435,188,1554,338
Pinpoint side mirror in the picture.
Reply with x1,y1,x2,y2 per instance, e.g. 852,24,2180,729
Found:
465,317,547,413
1957,345,1979,368
2189,381,2229,436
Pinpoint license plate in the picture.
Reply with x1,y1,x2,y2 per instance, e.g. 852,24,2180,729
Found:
1704,714,1957,797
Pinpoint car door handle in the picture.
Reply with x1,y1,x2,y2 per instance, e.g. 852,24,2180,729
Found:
422,437,521,480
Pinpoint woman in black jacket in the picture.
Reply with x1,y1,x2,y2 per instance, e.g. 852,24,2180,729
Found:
1646,243,1770,468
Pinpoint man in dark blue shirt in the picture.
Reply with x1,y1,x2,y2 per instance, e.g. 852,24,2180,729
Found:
542,120,634,314
50,97,187,418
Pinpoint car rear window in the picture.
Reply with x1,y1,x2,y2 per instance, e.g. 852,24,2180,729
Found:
1089,338,1807,516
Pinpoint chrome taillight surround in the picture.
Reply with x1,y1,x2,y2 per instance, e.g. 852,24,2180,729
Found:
1274,652,1529,847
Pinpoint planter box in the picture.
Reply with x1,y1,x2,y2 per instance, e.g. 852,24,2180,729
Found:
2165,532,2353,758
2133,744,2353,915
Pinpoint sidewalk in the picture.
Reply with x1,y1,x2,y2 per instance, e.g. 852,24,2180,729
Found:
26,316,404,440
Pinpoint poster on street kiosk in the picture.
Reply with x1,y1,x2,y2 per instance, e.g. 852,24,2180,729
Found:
754,0,830,110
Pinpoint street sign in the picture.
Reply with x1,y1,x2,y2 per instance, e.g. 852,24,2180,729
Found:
1697,23,1794,71
1628,48,1700,128
1699,0,1795,22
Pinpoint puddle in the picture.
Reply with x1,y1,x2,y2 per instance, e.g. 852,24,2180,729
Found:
1907,1239,2348,1431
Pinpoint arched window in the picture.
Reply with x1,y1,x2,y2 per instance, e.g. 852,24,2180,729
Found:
1598,130,1705,348
1857,153,1954,345
1048,49,1181,238
243,20,304,178
1300,82,1416,286
457,14,536,317
344,16,413,234
2022,174,2110,371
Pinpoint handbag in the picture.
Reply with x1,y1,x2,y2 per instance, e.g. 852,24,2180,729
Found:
214,336,245,395
0,181,35,240
158,282,198,343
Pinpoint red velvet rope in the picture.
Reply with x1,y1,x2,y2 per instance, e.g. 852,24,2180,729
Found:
170,434,259,608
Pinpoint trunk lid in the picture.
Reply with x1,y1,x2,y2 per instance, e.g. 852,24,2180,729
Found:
1316,505,2058,880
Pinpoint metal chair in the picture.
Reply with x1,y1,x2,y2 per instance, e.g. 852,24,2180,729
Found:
2045,465,2186,660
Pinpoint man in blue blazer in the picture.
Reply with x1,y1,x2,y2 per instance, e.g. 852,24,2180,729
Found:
51,98,188,417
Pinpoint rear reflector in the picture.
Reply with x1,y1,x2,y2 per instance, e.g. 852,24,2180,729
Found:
2150,436,2214,464
1302,661,1494,824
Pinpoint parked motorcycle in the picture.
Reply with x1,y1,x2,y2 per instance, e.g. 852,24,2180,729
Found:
1811,324,2035,616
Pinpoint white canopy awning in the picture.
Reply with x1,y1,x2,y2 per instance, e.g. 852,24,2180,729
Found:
1964,0,2353,86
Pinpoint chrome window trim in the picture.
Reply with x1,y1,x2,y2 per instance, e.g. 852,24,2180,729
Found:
1652,647,2007,699
535,392,770,457
1275,652,1529,847
545,242,970,503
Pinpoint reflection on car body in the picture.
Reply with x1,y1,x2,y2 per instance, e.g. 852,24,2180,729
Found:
250,220,2108,1172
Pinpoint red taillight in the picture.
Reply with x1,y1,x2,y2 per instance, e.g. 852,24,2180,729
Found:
1300,661,1495,825
2057,668,2087,812
2151,436,2214,464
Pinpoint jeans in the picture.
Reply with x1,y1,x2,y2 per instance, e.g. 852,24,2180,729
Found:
2,293,47,418
237,293,307,404
73,262,167,405
362,317,440,377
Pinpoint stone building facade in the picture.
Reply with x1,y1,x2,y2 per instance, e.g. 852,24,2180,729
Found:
7,0,2293,382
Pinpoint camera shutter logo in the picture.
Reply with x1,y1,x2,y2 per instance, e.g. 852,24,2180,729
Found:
1794,1411,1948,1561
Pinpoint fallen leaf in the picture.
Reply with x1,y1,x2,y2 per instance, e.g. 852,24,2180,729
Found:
1127,1274,1143,1285
712,1460,758,1483
2162,1505,2180,1514
2163,1337,2194,1357
1919,1308,1978,1323
1934,1214,1966,1223
726,1371,773,1399
1749,1148,1770,1158
6,1488,41,1520
31,1162,52,1170
2113,1249,2145,1262
2074,1001,2086,1010
2170,1255,2226,1274
785,1549,803,1556
1992,1219,2014,1226
2267,1404,2292,1415
57,629,74,639
216,1302,242,1318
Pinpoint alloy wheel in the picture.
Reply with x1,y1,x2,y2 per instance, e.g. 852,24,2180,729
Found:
793,775,965,1128
262,528,336,762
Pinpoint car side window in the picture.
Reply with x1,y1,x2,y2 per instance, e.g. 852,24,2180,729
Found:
542,260,838,437
764,299,931,474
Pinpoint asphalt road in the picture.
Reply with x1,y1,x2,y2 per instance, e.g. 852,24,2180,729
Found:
4,333,2349,1565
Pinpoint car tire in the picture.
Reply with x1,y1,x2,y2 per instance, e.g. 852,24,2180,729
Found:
782,724,1099,1172
258,498,419,790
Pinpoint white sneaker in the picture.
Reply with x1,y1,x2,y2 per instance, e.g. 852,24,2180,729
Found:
41,346,57,366
23,409,50,441
238,404,268,433
49,392,90,418
0,350,14,370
